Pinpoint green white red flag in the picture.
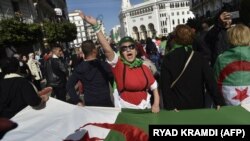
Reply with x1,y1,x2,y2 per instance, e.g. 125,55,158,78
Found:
214,46,250,105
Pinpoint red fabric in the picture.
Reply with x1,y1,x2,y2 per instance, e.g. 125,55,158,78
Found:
217,61,250,91
112,59,155,105
64,132,103,141
136,43,148,58
78,123,148,141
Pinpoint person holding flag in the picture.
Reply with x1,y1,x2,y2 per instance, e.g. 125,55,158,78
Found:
79,11,160,113
214,24,250,105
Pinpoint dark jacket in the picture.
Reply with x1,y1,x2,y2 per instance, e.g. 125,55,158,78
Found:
0,77,41,118
205,24,231,66
45,57,68,87
160,47,225,110
66,59,114,107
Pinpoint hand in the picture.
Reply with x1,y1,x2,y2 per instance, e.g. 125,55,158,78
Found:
151,104,160,113
173,108,179,112
40,94,49,102
78,11,97,26
219,12,232,28
216,105,221,110
77,102,84,107
38,87,52,96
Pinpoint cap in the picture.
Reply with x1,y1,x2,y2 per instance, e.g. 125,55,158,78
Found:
118,36,135,46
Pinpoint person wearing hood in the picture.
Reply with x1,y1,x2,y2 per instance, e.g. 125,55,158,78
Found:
80,12,160,113
66,40,114,107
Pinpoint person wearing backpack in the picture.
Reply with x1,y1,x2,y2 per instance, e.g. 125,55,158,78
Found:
160,25,225,110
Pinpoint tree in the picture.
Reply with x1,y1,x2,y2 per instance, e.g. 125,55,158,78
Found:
43,21,77,44
0,18,42,47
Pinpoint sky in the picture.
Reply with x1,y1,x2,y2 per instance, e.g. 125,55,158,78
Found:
66,0,144,35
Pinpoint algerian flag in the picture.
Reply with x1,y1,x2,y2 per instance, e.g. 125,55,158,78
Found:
214,46,250,106
3,98,250,141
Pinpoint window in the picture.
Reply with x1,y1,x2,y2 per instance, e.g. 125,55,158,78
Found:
187,11,190,14
148,16,152,19
177,12,179,15
172,20,175,25
133,19,136,22
164,28,168,33
140,18,143,21
178,19,180,24
170,3,174,8
171,12,174,16
183,18,185,23
182,11,184,15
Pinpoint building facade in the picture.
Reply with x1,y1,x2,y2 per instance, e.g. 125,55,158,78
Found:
85,20,106,43
34,0,69,22
69,11,88,47
110,25,121,43
69,11,106,47
120,0,194,40
190,0,241,18
0,0,36,23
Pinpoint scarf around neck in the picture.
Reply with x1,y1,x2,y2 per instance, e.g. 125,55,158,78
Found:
121,57,143,68
169,44,192,54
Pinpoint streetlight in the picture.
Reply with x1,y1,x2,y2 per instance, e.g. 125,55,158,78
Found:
54,8,63,44
40,23,49,49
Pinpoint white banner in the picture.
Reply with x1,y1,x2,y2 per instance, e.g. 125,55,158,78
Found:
2,98,121,141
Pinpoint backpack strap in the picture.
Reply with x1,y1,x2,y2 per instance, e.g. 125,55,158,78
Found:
119,64,127,93
141,66,148,91
119,65,149,94
170,51,194,88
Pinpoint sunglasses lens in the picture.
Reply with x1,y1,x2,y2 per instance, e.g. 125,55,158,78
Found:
121,44,135,52
121,46,127,52
129,44,135,49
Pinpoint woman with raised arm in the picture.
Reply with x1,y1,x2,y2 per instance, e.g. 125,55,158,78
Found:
80,12,160,113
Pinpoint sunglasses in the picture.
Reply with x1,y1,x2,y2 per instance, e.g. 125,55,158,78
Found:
120,44,136,52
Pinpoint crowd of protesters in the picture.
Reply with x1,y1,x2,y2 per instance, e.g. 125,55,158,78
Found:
1,3,250,124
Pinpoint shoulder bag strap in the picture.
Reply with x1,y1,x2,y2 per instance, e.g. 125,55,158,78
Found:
170,51,194,88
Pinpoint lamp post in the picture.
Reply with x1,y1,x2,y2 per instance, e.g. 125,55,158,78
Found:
40,23,49,49
54,8,63,44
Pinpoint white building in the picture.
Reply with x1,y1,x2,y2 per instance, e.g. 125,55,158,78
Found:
110,25,121,43
120,0,194,40
190,0,241,18
69,11,107,46
85,20,106,43
69,11,88,47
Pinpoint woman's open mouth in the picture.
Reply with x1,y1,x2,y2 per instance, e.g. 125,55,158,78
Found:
126,53,133,59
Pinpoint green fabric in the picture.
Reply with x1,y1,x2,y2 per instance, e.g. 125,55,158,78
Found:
214,46,250,86
118,36,135,46
160,40,167,49
168,44,192,54
121,57,143,68
221,71,250,86
105,106,250,141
